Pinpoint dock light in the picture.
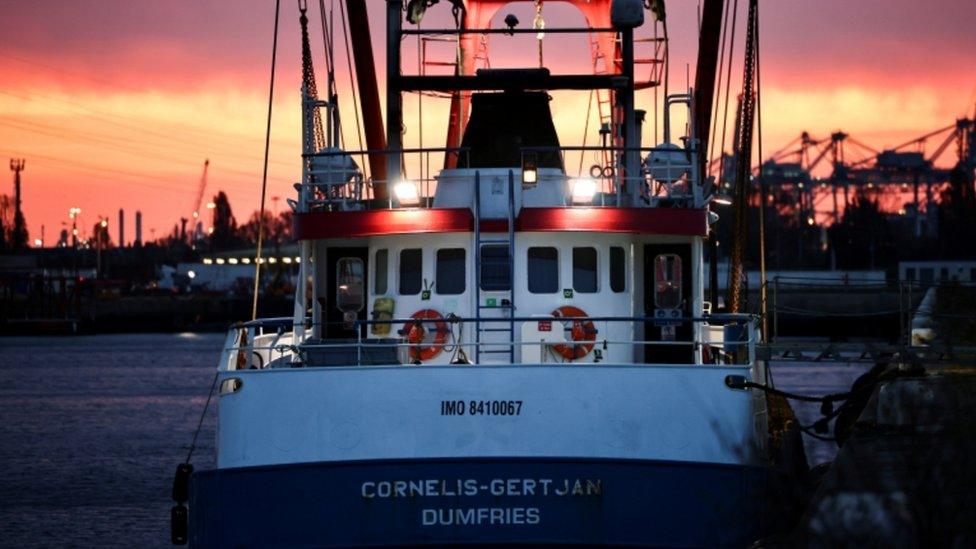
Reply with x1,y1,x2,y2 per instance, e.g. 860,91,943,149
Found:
269,257,278,264
228,258,239,265
216,258,225,265
203,258,213,265
241,257,251,264
187,270,196,279
282,257,293,264
294,257,302,263
393,180,420,206
806,216,815,226
206,202,216,209
570,177,597,204
100,219,108,228
192,211,199,219
33,238,43,247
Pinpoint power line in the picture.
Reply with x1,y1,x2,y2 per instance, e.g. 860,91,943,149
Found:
0,118,293,188
0,89,300,166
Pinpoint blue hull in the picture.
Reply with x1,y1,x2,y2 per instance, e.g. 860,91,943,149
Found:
189,457,769,547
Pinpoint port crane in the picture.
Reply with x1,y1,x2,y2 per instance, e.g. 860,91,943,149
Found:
188,159,210,243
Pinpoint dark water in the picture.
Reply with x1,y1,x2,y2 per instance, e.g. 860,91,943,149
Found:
0,334,221,548
0,334,864,547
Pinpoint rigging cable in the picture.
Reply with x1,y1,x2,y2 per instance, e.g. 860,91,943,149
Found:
338,0,368,180
319,0,341,148
707,0,732,178
300,1,326,151
716,0,739,186
755,0,768,342
251,0,281,321
727,0,758,314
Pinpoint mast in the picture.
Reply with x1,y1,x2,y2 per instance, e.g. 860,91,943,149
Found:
346,0,389,197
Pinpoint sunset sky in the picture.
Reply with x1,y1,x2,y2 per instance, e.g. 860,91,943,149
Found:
1,0,974,245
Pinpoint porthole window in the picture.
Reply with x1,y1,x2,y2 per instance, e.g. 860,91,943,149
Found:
610,246,626,293
399,249,422,295
572,247,598,293
336,257,365,312
436,248,466,295
528,247,558,294
374,249,388,295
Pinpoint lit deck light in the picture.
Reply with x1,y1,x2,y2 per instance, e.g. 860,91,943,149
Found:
522,153,539,187
203,258,213,265
269,257,278,264
241,257,251,264
570,177,597,204
228,258,239,265
187,270,196,279
294,257,302,263
216,258,226,265
282,257,293,264
712,192,733,206
393,180,420,206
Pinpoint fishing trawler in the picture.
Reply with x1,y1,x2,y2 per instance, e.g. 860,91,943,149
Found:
175,1,783,546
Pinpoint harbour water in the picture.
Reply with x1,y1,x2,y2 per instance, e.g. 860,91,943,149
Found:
0,334,866,547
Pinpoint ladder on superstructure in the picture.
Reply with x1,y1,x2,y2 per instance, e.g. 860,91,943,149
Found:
473,171,517,364
586,27,665,173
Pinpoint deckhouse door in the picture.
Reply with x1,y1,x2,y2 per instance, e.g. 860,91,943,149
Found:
643,243,693,364
324,247,369,340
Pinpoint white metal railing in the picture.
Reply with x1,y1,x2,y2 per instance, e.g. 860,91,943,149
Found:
220,314,758,371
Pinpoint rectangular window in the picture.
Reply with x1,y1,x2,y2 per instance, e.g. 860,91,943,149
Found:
654,254,683,309
480,245,511,291
905,268,916,281
572,247,598,293
374,249,388,294
528,247,559,294
610,246,626,293
336,257,365,312
436,248,466,294
399,249,422,295
920,268,934,284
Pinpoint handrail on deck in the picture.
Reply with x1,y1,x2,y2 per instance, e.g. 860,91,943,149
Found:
223,314,758,371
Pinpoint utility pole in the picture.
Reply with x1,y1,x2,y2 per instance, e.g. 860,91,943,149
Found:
9,159,28,251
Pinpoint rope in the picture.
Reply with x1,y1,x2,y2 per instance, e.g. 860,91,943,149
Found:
727,0,758,313
251,0,281,321
184,371,219,464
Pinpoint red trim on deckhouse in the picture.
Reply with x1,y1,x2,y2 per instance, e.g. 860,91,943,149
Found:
293,207,707,240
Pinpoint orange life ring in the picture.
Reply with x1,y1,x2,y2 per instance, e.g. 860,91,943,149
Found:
551,306,597,360
404,309,449,361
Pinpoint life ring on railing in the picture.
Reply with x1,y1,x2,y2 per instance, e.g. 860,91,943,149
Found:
402,309,449,362
550,306,597,360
